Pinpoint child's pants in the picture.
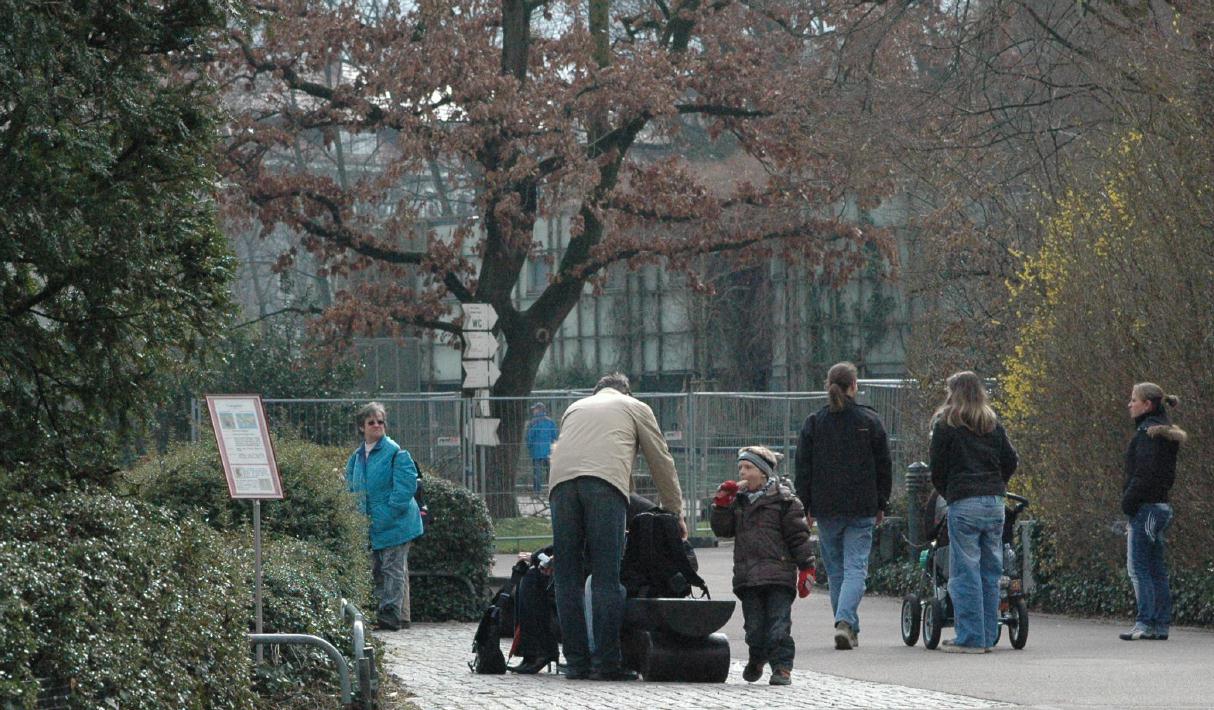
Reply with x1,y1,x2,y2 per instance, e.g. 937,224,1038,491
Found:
738,584,796,670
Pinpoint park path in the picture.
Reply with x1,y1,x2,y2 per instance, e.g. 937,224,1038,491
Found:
378,622,1011,709
376,547,1214,709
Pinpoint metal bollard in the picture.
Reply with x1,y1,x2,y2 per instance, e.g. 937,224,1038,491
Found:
905,461,931,559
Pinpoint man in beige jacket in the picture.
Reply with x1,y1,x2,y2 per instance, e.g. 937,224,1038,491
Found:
548,372,685,681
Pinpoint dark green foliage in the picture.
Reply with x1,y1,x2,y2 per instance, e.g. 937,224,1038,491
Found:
227,535,366,706
410,475,495,621
152,322,361,452
867,561,922,598
868,519,1214,625
124,435,370,602
0,488,255,710
0,0,234,486
1028,522,1214,626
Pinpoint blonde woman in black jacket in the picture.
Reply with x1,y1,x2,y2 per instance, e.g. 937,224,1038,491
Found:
929,372,1018,653
1120,383,1186,641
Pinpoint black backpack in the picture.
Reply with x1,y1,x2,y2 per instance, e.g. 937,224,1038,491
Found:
469,605,506,674
621,508,709,599
469,560,529,674
390,450,429,536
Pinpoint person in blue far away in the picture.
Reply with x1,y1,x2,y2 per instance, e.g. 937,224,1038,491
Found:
525,402,559,493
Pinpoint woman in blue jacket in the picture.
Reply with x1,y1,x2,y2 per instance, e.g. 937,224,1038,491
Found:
346,402,424,631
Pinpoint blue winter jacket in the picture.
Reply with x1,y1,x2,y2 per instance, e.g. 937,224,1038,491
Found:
346,435,423,551
525,416,559,460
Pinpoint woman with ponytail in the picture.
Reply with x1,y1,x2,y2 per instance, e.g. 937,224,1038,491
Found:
928,372,1018,653
794,362,892,650
1120,383,1186,641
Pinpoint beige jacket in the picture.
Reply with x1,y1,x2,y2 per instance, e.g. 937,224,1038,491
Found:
547,388,683,516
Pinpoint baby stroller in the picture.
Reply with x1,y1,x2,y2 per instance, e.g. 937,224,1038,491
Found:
901,493,1031,650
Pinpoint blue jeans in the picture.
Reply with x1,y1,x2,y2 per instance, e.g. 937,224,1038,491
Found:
551,476,627,673
1127,503,1173,633
816,516,876,633
739,585,796,670
532,458,549,493
947,496,1004,648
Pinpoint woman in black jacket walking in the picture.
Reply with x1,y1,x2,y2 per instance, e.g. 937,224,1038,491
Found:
1120,383,1186,641
929,371,1018,653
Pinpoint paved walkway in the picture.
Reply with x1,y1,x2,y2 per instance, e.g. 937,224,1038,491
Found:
379,623,1012,709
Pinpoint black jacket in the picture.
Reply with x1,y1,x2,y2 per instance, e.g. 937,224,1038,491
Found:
929,418,1018,503
794,398,892,518
1121,412,1185,516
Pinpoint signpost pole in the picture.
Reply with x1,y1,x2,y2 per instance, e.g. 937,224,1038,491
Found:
204,394,283,667
254,498,264,664
460,303,502,500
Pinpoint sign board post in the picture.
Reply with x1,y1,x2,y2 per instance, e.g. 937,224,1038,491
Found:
460,303,501,450
205,394,283,664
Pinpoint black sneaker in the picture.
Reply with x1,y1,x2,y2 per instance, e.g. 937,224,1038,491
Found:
742,660,763,683
563,667,591,680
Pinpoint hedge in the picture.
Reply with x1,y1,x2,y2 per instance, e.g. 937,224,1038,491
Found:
124,434,370,607
0,489,255,710
410,475,495,621
229,534,369,706
126,433,497,622
864,518,1214,627
1029,522,1214,626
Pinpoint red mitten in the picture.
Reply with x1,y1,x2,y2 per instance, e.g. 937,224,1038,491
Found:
712,480,740,507
797,567,815,598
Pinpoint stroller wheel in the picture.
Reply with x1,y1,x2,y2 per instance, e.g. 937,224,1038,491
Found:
922,598,944,650
1008,598,1029,649
900,595,921,646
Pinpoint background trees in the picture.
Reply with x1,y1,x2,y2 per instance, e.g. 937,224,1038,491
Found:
903,0,1213,579
0,0,234,487
218,0,929,514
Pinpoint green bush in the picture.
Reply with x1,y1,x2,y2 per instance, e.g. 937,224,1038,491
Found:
0,488,255,710
124,434,369,603
226,534,368,707
1029,521,1214,625
410,475,495,621
122,434,382,704
868,561,922,598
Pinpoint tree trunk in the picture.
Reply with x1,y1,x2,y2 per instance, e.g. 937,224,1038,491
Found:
481,324,550,519
484,397,528,519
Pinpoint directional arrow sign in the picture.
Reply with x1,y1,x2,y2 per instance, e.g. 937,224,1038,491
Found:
473,418,500,447
463,331,499,359
462,360,501,389
462,303,498,332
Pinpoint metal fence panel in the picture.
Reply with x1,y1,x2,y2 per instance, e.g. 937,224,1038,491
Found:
199,395,467,484
469,393,693,518
194,381,919,521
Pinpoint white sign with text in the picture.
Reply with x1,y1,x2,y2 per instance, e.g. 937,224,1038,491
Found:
462,303,498,332
206,395,283,499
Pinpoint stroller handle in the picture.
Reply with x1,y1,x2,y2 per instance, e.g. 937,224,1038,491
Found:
1005,493,1030,515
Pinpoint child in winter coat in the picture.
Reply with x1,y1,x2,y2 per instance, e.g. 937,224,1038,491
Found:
710,446,815,685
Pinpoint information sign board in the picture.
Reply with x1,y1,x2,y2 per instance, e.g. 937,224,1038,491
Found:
205,394,284,499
